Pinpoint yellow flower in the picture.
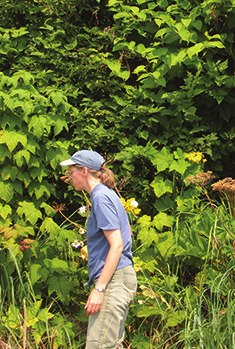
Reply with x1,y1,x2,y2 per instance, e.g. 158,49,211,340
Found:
80,245,88,260
185,152,205,163
121,197,141,215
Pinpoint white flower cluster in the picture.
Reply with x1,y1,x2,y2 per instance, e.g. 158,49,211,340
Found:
71,240,84,248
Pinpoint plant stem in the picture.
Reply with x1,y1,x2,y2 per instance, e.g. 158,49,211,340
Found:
203,188,235,240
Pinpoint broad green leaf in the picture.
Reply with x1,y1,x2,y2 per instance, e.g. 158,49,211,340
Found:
17,201,42,225
40,217,60,238
133,65,146,74
1,304,20,328
136,303,163,318
205,41,225,49
44,258,69,274
47,276,73,304
0,203,12,220
29,181,51,200
169,159,190,175
137,215,152,229
37,309,54,322
152,212,173,230
28,115,44,138
150,147,174,172
12,181,23,195
137,227,159,247
54,118,68,136
157,232,175,259
0,181,14,202
26,300,42,326
40,202,56,217
13,150,31,166
0,131,27,152
117,70,130,80
181,18,191,27
2,165,18,181
29,264,43,284
106,59,121,72
32,321,46,344
154,196,174,212
187,43,205,58
12,70,34,85
167,310,186,326
150,176,173,197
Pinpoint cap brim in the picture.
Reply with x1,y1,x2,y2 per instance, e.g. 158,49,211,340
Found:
60,159,77,166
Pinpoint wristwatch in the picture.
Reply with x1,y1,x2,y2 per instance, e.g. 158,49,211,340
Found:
94,285,105,292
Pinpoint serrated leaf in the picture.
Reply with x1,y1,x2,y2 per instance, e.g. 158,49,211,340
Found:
0,204,12,220
137,215,152,229
0,226,17,239
150,147,174,172
167,310,186,327
47,276,73,304
12,181,23,195
44,258,69,274
152,212,173,230
28,116,44,138
157,232,175,259
2,165,18,181
0,181,14,202
1,304,20,329
40,202,56,217
150,176,173,198
54,118,68,136
154,196,174,212
0,131,27,152
0,144,10,161
17,201,42,225
49,91,67,107
138,227,158,247
29,181,51,199
37,309,54,322
26,300,42,327
169,159,190,175
29,264,43,284
40,217,60,238
13,150,30,166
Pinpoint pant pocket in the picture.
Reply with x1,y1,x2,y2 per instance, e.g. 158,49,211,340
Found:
123,266,137,304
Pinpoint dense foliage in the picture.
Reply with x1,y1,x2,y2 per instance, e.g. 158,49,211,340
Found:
1,0,235,347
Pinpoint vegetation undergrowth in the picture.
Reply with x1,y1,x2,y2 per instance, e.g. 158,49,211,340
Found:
1,148,235,348
1,0,235,347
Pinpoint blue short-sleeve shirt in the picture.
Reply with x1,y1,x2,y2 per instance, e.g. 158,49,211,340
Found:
87,183,133,287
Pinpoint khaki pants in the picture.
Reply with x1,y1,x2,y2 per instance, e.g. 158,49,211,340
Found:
86,265,137,349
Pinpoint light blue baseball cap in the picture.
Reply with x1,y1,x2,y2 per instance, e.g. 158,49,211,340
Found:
60,150,105,171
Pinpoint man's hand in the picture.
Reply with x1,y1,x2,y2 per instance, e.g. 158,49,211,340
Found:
85,288,104,316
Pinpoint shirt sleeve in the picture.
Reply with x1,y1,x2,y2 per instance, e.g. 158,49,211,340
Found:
93,194,121,231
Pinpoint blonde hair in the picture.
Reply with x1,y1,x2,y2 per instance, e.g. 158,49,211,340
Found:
88,164,116,188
